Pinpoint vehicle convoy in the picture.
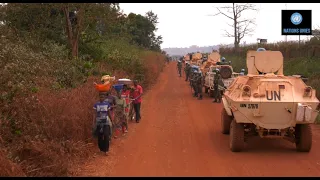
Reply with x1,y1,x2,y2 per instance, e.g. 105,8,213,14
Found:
196,53,208,66
221,50,320,152
202,52,238,97
190,52,202,66
200,51,220,74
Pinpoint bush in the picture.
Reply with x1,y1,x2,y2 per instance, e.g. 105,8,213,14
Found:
0,31,166,176
0,4,167,176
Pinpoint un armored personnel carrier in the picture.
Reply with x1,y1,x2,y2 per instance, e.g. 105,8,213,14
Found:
200,51,220,74
202,52,238,97
189,52,202,66
221,50,320,152
195,53,209,66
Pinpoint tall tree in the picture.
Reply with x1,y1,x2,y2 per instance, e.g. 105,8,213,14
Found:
0,3,121,58
62,4,83,58
123,11,162,52
62,3,120,58
0,3,163,57
145,11,162,52
211,3,258,50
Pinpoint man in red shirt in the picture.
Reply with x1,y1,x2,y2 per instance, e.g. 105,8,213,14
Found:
131,80,143,123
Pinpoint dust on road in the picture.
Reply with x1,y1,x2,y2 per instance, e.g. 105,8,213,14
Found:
73,63,320,177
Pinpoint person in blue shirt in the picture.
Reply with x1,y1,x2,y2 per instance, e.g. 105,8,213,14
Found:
93,92,113,156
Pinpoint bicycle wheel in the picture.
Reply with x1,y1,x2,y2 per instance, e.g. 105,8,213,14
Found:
129,103,136,121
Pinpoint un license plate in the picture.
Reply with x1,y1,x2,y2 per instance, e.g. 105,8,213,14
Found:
223,79,233,87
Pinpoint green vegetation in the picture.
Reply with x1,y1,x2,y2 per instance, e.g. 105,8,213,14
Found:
0,3,164,99
0,3,167,176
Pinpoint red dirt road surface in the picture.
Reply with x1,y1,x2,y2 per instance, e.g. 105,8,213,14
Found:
74,63,320,177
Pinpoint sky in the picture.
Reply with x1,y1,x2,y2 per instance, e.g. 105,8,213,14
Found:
120,3,320,49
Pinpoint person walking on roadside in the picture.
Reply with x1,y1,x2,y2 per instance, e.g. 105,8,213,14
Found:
122,84,131,122
93,92,113,156
184,63,191,81
212,69,226,103
131,80,143,123
113,88,129,138
177,60,182,77
105,91,116,121
190,70,198,97
195,71,203,100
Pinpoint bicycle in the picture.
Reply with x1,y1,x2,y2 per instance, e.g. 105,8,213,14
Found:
128,98,136,122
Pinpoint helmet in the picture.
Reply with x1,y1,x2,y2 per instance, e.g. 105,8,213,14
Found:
257,48,266,52
221,57,226,62
241,69,245,72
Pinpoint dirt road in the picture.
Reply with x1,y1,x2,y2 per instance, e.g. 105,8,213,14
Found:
74,63,320,177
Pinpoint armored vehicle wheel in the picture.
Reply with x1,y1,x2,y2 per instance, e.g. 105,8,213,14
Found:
295,124,312,152
229,120,245,152
221,108,232,134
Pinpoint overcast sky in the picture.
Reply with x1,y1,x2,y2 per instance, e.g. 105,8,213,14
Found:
120,3,320,48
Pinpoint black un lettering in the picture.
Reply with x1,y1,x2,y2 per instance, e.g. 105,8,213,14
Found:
266,90,281,101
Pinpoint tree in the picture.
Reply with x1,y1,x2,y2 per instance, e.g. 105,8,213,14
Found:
62,3,120,58
124,11,162,52
0,3,65,41
62,4,83,58
211,3,258,50
145,11,162,52
0,3,121,58
0,3,163,58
